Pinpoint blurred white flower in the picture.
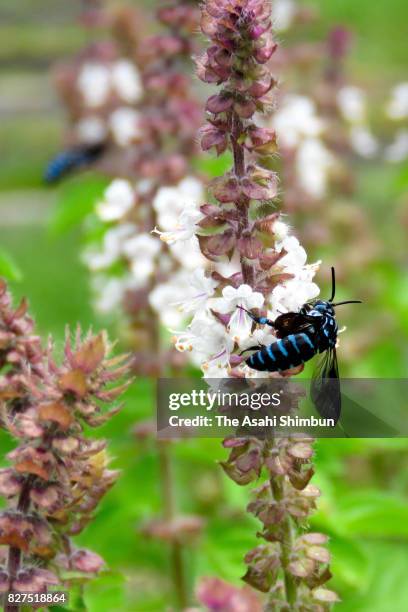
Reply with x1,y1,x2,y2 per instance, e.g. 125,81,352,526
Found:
273,96,325,148
349,126,379,158
82,224,136,270
123,233,161,285
149,271,192,328
178,176,205,201
92,275,138,314
174,269,218,313
386,82,408,120
136,179,154,196
337,86,367,123
78,63,111,108
271,0,296,31
169,236,207,270
384,129,408,162
111,60,143,103
153,186,181,230
96,179,135,221
210,284,264,343
109,107,142,146
76,116,107,144
296,138,335,199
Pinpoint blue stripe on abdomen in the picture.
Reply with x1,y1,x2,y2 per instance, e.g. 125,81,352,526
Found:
246,331,318,372
288,334,300,353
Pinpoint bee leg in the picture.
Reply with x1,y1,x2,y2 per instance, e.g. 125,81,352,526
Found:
239,344,265,356
236,306,275,328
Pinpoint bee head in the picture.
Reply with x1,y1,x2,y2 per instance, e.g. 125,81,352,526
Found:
311,300,335,315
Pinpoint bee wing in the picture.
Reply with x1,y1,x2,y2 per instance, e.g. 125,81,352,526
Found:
311,348,341,423
274,313,314,337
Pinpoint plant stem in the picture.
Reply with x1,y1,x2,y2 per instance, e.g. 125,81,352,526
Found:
270,473,298,609
5,476,33,612
231,111,255,287
158,441,187,610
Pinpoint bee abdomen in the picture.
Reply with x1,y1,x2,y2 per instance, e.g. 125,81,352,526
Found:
246,333,316,372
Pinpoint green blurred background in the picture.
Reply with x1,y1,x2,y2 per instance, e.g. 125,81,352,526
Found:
0,1,407,610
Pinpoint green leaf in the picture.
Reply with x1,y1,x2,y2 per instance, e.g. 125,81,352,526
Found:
329,536,369,589
48,174,109,235
193,152,233,178
330,491,408,538
336,541,408,612
0,248,23,281
83,571,126,612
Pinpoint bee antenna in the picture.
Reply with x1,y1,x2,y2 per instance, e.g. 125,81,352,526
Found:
329,266,336,302
332,300,363,307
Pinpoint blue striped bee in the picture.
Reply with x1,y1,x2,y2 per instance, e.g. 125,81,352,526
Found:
44,143,106,184
240,268,361,422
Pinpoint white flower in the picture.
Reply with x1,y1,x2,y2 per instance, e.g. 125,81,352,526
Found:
386,82,408,120
276,235,307,271
78,63,111,108
109,107,142,146
337,86,367,123
210,284,264,343
239,326,276,351
111,60,143,103
273,220,290,242
271,275,320,318
273,96,325,148
169,236,207,270
76,116,107,144
384,129,408,163
96,179,135,221
154,207,203,244
214,255,241,278
349,126,379,158
296,138,335,199
202,363,230,379
174,269,218,314
153,177,204,231
271,0,296,31
173,310,234,368
82,224,136,270
270,233,320,317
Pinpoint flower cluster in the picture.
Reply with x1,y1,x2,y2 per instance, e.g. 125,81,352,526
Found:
61,3,204,374
168,0,336,607
55,29,144,151
222,436,339,609
0,280,130,605
83,175,206,333
158,0,317,378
